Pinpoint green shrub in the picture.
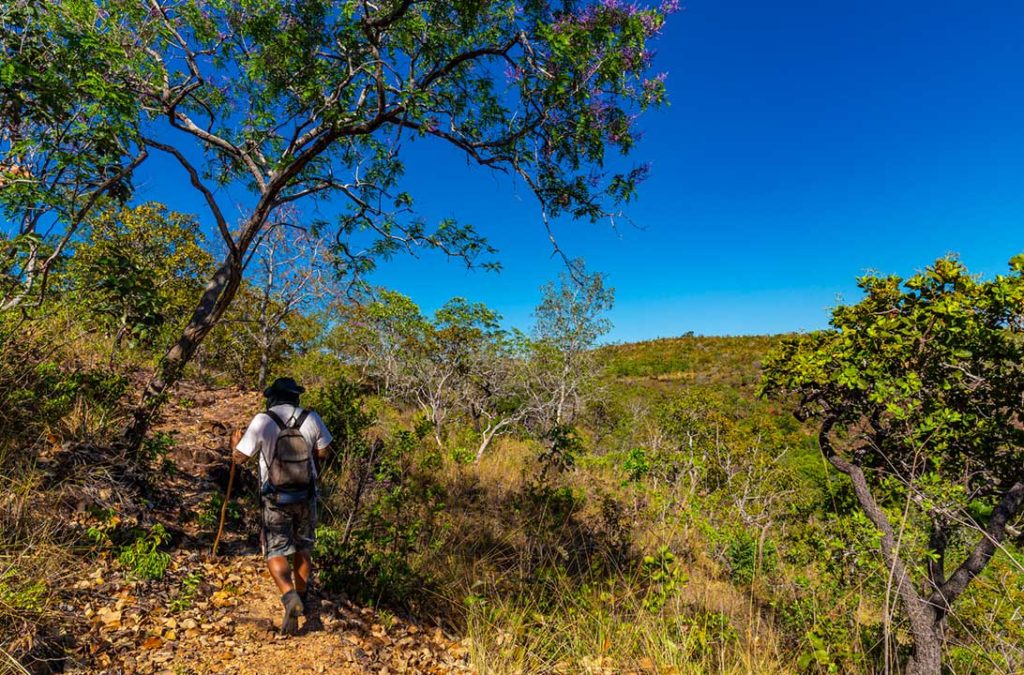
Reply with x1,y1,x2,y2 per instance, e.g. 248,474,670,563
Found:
305,377,376,459
316,524,421,605
0,569,47,613
196,493,240,530
622,447,650,482
450,446,475,465
169,571,203,612
116,524,171,581
725,530,776,584
640,546,685,612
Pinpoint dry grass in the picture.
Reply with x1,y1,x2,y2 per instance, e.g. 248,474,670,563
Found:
420,437,793,674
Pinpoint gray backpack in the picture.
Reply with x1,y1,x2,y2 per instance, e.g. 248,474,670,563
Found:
262,409,314,501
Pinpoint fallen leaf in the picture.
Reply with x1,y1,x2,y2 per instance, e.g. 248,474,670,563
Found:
98,609,122,630
142,636,163,650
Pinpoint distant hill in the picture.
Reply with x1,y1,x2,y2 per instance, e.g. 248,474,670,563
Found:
596,334,786,390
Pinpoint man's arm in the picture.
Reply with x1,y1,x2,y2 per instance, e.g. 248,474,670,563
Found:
231,428,250,464
315,444,331,473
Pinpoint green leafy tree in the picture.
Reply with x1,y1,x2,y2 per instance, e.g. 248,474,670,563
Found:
761,256,1024,675
61,0,672,448
65,203,213,355
0,0,146,311
462,330,534,461
343,291,504,447
529,258,614,429
335,289,430,396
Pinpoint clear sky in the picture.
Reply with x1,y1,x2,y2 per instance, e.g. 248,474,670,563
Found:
134,0,1024,342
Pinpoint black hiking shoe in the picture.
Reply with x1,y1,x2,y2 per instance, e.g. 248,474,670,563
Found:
280,590,304,636
297,588,323,632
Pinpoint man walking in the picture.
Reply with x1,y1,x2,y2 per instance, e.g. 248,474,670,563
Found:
231,377,332,635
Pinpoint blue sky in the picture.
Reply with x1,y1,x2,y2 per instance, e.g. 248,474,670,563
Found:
136,0,1024,342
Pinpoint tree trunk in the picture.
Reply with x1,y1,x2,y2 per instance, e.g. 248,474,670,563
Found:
818,420,944,675
905,623,943,675
257,273,272,390
475,425,499,462
123,255,242,450
257,327,272,391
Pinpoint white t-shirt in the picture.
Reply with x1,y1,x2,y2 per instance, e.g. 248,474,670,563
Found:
235,404,333,484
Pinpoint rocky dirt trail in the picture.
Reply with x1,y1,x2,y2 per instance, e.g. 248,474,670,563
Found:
62,380,473,674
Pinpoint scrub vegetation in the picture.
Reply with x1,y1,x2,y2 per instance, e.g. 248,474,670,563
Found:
2,2,1022,673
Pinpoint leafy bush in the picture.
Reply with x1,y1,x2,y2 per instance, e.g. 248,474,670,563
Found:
305,377,376,460
725,530,776,584
315,524,422,605
315,420,448,607
169,572,203,612
640,546,685,612
0,569,47,613
195,493,241,530
116,524,171,581
622,447,650,482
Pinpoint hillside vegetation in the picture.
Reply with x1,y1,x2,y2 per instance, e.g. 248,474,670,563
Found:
5,3,1023,672
4,284,1023,673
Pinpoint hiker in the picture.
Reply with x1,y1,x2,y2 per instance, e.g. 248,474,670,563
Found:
230,377,332,635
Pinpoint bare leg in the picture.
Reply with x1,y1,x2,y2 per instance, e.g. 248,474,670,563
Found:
267,555,294,595
293,551,312,594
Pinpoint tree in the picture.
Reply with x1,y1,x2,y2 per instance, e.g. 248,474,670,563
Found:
529,258,614,429
238,224,329,389
760,256,1024,675
0,0,146,311
65,203,213,355
64,0,672,449
345,292,504,448
335,289,429,396
463,331,534,461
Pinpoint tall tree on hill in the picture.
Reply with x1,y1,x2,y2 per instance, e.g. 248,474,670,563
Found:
761,257,1024,675
65,203,213,357
87,0,674,449
241,223,329,390
529,258,614,430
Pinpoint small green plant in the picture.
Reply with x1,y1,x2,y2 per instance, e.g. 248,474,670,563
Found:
622,447,651,482
83,507,119,549
539,425,584,475
0,569,47,612
143,431,178,474
196,493,240,529
117,524,171,581
169,571,203,612
686,610,739,659
725,530,776,584
640,546,685,612
450,446,475,465
377,608,395,631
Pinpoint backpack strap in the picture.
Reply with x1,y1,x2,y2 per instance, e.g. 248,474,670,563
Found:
263,410,287,430
291,409,311,430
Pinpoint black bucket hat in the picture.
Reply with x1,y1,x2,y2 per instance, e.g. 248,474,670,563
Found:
263,377,305,399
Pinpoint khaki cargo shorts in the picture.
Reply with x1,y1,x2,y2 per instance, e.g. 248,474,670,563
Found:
261,498,317,559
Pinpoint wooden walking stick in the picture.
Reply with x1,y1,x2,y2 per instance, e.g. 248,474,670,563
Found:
212,459,236,556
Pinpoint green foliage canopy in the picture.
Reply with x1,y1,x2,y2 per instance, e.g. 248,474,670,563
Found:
761,255,1024,673
761,256,1024,495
